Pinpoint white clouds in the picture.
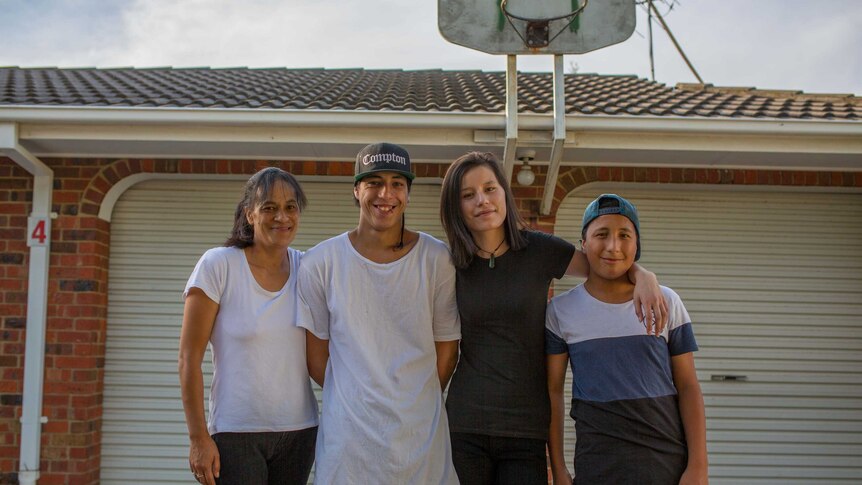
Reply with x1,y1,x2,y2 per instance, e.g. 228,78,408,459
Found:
1,0,859,94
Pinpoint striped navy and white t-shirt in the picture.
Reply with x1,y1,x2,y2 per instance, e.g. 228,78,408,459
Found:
546,284,698,484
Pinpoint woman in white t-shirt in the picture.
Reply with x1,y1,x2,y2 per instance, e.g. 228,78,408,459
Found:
179,168,319,485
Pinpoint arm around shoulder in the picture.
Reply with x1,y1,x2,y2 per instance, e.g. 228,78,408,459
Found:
627,263,669,335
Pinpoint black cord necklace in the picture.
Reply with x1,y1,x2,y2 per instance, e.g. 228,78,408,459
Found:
477,237,506,269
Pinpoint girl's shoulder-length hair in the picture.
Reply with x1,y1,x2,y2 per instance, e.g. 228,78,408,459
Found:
440,151,529,269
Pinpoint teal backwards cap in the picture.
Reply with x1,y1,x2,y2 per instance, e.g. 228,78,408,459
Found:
581,193,641,261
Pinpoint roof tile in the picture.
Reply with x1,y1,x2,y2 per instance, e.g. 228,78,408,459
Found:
0,67,858,120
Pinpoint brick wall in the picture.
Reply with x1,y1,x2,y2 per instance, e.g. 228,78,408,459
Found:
0,155,859,484
1,160,30,484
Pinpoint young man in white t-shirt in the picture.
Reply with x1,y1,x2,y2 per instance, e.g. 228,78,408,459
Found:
297,142,461,484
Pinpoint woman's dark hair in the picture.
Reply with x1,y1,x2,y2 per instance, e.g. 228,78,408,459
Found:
225,167,308,248
440,152,528,269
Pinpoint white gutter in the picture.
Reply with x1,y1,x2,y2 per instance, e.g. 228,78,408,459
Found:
0,105,860,137
0,123,52,485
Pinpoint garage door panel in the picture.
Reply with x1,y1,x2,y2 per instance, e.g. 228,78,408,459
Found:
699,347,858,361
700,335,859,351
556,188,862,482
706,430,860,444
706,418,861,433
668,300,860,315
701,382,860,397
705,394,859,409
696,323,860,339
101,178,444,484
698,371,862,386
710,453,860,467
707,407,862,421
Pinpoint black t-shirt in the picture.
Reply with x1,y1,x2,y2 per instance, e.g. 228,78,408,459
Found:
446,230,576,440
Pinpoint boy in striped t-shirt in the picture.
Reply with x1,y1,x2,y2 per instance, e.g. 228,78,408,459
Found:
546,194,708,485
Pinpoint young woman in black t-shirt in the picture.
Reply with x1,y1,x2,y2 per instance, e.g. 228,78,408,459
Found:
439,152,667,485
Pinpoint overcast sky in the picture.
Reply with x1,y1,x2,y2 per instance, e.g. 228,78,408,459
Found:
1,0,859,95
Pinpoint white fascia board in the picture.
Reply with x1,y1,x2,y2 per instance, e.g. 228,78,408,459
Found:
2,106,861,157
0,123,52,176
4,105,859,135
0,105,505,129
486,116,862,156
567,114,862,137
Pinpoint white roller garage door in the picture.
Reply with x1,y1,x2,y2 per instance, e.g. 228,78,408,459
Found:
554,186,862,484
100,177,445,483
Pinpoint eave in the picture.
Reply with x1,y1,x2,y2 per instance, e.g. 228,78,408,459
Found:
1,105,860,171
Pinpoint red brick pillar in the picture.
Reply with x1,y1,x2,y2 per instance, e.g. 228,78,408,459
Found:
0,159,30,484
0,157,112,485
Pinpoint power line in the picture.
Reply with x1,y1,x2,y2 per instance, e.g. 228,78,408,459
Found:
639,0,704,84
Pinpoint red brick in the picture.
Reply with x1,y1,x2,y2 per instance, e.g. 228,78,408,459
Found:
45,367,71,381
42,421,69,434
0,279,22,291
91,176,110,195
62,306,105,318
216,159,230,174
0,304,22,316
35,473,67,485
127,159,142,173
74,293,105,305
44,380,98,394
73,320,103,332
61,179,89,191
49,292,75,305
72,369,98,382
68,446,90,460
70,394,101,408
73,342,102,356
115,161,132,179
56,331,94,343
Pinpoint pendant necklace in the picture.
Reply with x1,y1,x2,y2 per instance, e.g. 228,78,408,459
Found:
477,238,506,269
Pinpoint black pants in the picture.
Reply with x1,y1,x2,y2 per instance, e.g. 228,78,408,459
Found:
212,427,317,485
451,432,548,485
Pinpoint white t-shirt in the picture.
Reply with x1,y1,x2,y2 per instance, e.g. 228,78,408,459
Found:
297,232,461,485
184,246,319,435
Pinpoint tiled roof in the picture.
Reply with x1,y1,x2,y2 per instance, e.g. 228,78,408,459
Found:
0,67,858,120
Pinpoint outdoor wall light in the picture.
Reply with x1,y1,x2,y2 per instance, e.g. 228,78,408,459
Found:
516,149,536,186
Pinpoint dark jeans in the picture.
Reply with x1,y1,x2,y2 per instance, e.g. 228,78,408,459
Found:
212,426,317,485
451,432,548,485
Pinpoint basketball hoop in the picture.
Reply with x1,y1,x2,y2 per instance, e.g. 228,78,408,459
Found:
500,0,589,49
438,0,635,213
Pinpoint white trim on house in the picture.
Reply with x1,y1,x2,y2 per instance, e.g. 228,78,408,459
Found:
1,106,860,170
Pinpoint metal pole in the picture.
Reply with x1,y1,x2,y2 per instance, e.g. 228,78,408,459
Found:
541,55,567,215
502,55,519,182
647,0,655,81
648,0,704,84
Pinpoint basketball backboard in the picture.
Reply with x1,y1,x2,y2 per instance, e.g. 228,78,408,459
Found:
439,0,636,55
